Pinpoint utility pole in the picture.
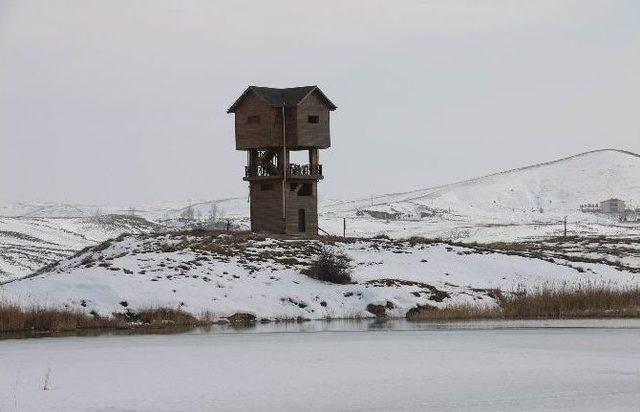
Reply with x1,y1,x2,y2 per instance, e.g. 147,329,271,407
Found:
563,216,567,237
343,217,346,237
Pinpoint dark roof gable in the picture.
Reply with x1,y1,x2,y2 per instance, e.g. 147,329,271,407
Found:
227,85,337,113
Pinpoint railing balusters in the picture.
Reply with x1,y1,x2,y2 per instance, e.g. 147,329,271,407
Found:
245,163,323,178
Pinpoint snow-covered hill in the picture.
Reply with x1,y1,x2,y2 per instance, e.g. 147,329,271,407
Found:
0,198,248,281
328,149,640,216
3,232,638,320
320,149,640,239
0,198,249,221
0,215,159,281
1,149,639,281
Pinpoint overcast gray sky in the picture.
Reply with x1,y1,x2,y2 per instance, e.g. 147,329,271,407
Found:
1,0,639,205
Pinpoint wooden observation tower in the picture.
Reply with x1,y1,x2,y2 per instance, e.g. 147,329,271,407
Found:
227,86,337,235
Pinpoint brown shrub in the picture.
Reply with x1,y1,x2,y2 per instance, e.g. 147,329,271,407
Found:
301,248,353,284
136,307,203,327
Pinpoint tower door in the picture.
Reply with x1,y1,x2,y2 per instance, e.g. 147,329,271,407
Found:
298,209,306,232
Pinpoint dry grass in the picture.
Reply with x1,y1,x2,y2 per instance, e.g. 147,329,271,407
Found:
0,303,214,334
3,287,639,332
406,304,502,321
136,307,210,327
0,302,126,333
501,286,640,319
407,286,640,321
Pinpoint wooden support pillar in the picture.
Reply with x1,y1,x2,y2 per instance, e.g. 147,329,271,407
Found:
248,150,257,168
280,148,289,173
309,148,319,165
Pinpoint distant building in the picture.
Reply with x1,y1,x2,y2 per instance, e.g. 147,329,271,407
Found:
599,198,625,214
579,203,600,213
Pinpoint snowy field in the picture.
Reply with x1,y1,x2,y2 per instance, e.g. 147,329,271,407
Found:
1,149,639,281
0,215,158,281
319,215,640,242
322,149,640,224
1,325,639,411
3,233,638,320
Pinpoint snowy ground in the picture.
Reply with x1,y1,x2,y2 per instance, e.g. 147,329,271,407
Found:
0,215,159,281
322,149,640,224
0,199,247,281
317,149,640,241
2,149,639,281
319,214,640,242
1,326,639,411
2,232,638,320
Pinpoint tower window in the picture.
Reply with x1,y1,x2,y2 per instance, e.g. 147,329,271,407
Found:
247,115,261,124
298,183,312,196
289,182,311,196
308,115,319,124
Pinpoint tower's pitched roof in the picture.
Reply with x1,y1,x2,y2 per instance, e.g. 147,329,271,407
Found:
227,85,337,113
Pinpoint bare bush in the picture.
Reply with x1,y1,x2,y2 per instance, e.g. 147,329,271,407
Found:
136,307,203,327
301,248,353,284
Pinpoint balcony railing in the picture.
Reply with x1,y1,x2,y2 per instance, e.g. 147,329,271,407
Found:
245,163,323,178
245,165,274,177
287,163,322,177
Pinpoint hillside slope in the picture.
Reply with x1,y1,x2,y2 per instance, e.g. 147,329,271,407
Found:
2,149,638,279
326,149,640,217
2,232,638,320
0,215,159,281
320,149,640,239
0,198,247,281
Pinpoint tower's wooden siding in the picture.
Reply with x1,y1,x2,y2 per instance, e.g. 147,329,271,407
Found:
294,91,330,149
234,92,281,149
234,91,330,150
249,181,285,233
284,181,318,234
248,180,319,235
284,107,297,145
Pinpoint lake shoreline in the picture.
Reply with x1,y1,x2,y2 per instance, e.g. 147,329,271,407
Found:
3,316,640,341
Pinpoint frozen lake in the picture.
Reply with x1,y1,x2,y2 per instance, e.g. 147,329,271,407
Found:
1,321,639,411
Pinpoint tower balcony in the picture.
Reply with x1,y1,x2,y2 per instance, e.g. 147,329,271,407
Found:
244,163,323,180
288,163,323,178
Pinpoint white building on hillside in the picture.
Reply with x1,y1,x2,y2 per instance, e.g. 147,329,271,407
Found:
600,198,625,214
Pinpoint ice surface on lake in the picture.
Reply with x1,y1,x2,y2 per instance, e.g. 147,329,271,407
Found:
1,326,639,411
